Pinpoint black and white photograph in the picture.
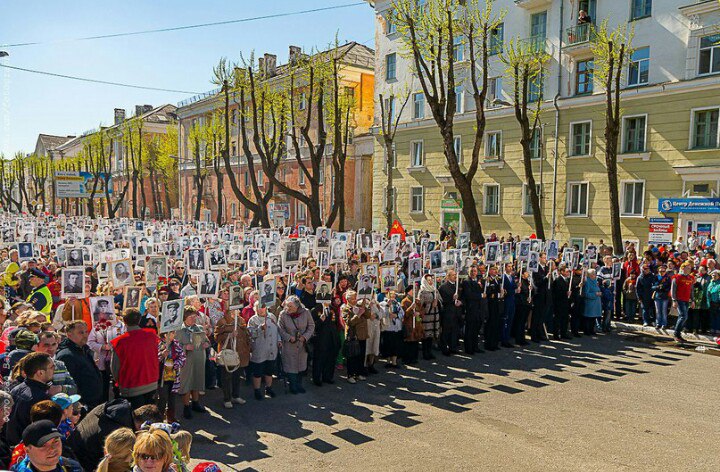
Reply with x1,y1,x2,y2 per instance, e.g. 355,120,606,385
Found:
444,249,458,269
530,239,543,253
408,258,423,282
457,232,470,250
502,242,513,263
160,299,184,334
585,244,598,262
268,254,283,275
199,271,220,298
284,240,301,267
330,240,346,264
612,261,622,280
66,248,84,267
246,248,262,270
18,242,33,261
316,250,329,268
546,240,560,260
357,274,374,299
362,263,379,283
187,248,206,272
485,242,500,264
517,241,532,261
259,278,276,306
528,251,540,273
228,285,243,310
562,248,575,267
429,250,443,273
358,233,373,252
110,259,133,288
316,227,330,249
315,281,332,304
380,265,397,292
123,286,142,310
89,296,115,322
145,256,167,285
61,268,86,299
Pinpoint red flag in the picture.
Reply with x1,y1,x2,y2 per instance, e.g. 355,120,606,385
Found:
388,220,406,241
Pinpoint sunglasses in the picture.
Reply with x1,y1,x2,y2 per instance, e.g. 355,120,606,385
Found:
138,454,159,461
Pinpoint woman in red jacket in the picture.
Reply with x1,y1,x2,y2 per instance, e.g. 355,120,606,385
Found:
671,262,695,343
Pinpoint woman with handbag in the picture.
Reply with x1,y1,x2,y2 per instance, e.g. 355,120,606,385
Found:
341,290,370,383
278,295,315,394
214,307,251,409
248,301,280,400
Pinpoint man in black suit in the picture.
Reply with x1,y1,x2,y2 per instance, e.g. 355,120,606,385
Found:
530,254,551,342
551,266,571,340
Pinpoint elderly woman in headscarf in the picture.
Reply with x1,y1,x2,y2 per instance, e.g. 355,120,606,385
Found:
417,273,440,360
582,269,602,335
277,295,315,394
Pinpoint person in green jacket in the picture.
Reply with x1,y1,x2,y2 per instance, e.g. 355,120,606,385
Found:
690,266,710,334
707,270,720,334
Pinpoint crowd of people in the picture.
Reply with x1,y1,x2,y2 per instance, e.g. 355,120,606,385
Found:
0,214,717,471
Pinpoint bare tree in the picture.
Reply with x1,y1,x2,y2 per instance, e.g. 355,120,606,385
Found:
378,91,410,233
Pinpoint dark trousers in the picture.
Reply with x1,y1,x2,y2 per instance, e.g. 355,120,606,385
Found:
101,367,111,403
512,305,529,344
530,307,547,341
440,313,460,353
553,307,569,337
403,341,419,363
484,307,500,349
346,340,367,377
205,348,217,389
221,367,242,402
584,317,597,335
464,312,481,353
570,307,583,336
421,337,434,359
157,381,177,422
124,389,156,410
312,342,338,383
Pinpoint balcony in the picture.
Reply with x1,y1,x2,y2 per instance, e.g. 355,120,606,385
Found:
517,35,547,53
564,23,595,56
514,0,551,9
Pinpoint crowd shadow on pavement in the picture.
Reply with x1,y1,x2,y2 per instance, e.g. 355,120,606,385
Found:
188,333,689,469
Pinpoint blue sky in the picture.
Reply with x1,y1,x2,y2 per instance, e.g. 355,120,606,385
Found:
0,1,374,156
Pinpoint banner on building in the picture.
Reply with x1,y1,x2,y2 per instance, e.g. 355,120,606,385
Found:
648,217,674,244
658,198,720,214
55,171,112,199
269,203,290,219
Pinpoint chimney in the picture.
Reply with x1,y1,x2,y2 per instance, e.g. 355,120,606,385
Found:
258,57,265,77
143,104,153,114
264,53,277,77
289,45,302,65
114,108,126,125
135,105,144,117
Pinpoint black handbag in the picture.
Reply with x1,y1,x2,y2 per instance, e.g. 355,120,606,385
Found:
343,327,361,357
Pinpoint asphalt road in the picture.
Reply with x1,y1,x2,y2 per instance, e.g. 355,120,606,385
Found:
187,333,719,471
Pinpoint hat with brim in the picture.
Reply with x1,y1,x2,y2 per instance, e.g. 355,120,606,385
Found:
14,329,39,350
51,393,82,410
22,420,63,447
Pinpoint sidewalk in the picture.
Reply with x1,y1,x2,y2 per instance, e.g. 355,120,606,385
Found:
612,321,720,346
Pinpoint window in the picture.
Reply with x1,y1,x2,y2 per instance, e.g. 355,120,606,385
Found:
411,140,424,167
490,23,504,55
453,36,465,62
299,92,307,111
453,136,462,163
455,86,464,114
692,108,720,149
699,34,720,75
257,169,263,187
386,53,397,80
244,205,250,218
567,182,589,216
484,184,500,215
628,47,650,86
413,92,425,119
630,0,652,20
530,11,547,39
297,200,307,221
383,97,395,121
386,10,396,34
383,187,397,215
523,184,541,215
410,187,424,213
528,72,543,102
622,115,647,153
487,77,501,107
231,141,237,157
622,181,645,216
529,128,542,159
570,121,592,156
231,202,237,218
244,171,250,187
384,142,397,171
231,109,238,125
485,131,502,159
299,170,305,185
576,59,594,95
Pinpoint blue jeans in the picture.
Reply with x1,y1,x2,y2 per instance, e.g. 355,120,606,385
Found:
674,301,690,338
639,301,655,326
623,299,637,322
654,299,668,328
710,302,720,332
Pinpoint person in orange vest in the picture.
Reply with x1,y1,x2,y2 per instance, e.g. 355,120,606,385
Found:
52,276,93,330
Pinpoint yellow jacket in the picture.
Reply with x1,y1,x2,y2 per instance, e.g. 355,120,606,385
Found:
2,262,20,288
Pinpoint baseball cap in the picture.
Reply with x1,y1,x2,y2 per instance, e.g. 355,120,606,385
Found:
22,420,62,447
51,393,82,410
28,268,46,279
14,330,39,350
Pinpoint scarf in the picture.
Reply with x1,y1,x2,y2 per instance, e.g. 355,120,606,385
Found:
419,277,435,294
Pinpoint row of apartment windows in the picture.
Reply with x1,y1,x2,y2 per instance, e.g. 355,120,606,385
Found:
397,180,646,218
392,107,719,168
386,36,720,95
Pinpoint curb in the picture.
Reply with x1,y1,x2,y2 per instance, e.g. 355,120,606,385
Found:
611,321,719,346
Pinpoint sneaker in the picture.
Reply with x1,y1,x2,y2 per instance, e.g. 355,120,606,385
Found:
347,376,357,384
265,387,276,398
642,323,649,327
357,375,367,381
231,397,246,405
223,401,233,409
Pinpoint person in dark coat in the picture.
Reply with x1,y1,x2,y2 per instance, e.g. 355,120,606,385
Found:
460,265,484,354
530,257,551,342
635,265,656,326
66,399,137,472
438,270,462,355
483,265,502,351
551,266,572,339
8,352,54,446
569,267,585,337
310,303,341,386
512,270,532,346
500,263,516,348
55,320,103,410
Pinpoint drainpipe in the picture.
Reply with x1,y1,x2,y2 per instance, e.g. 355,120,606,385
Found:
551,0,565,240
177,116,183,221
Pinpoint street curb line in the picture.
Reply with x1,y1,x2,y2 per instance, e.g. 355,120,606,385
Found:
612,321,718,346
